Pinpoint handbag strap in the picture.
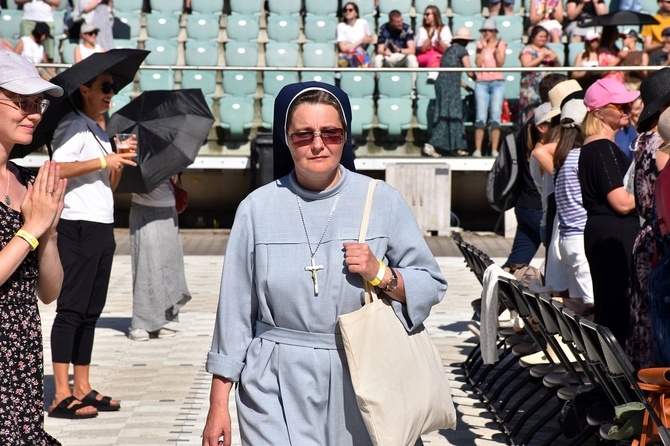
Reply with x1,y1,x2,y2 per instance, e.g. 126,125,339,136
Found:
359,179,380,305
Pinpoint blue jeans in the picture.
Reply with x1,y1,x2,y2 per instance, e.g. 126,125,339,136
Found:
475,80,504,129
504,206,542,267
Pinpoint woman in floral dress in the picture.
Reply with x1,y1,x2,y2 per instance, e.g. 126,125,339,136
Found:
422,28,476,157
0,50,69,443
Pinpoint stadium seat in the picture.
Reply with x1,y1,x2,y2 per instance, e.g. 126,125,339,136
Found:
503,71,521,101
266,15,301,43
0,10,21,41
60,40,78,64
641,0,658,12
377,72,413,98
150,0,183,14
416,72,436,100
414,0,448,15
144,39,179,65
349,98,374,140
109,93,132,116
261,97,275,129
268,0,302,16
186,15,221,41
378,0,412,16
350,0,376,17
376,98,413,137
114,0,142,13
416,97,432,130
139,69,175,90
263,71,300,97
112,38,138,49
568,42,585,66
56,0,68,10
304,16,338,43
302,43,337,67
145,13,181,40
191,0,224,15
492,15,524,43
113,12,141,40
225,14,259,43
503,42,524,67
224,42,259,67
301,71,336,85
51,10,66,40
230,0,265,16
451,0,483,16
339,72,375,98
222,71,258,97
547,42,566,66
182,70,217,97
219,97,256,138
305,0,338,16
264,42,300,67
451,16,484,37
185,40,219,66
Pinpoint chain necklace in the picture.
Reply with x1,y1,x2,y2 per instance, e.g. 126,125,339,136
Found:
296,193,341,296
0,168,11,206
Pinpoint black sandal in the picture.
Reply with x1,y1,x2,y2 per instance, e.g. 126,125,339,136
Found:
48,396,98,419
80,390,121,412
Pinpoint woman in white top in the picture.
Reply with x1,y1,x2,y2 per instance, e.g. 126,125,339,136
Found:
337,2,374,67
15,22,56,80
74,23,105,63
416,5,452,68
15,0,57,61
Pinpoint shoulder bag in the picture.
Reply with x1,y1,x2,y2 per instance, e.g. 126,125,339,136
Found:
338,179,457,446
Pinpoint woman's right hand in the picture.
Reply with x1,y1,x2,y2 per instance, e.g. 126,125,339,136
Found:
104,152,137,171
202,404,232,446
20,160,67,240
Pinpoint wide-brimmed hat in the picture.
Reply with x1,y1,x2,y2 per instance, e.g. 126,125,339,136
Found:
638,67,670,132
479,18,497,32
561,99,587,128
80,23,100,35
0,50,63,97
584,78,639,112
452,27,475,41
545,79,582,120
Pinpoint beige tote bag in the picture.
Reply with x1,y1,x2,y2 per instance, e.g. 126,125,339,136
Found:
338,179,457,446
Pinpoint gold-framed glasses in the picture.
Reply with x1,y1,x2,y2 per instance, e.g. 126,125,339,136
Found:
0,97,50,115
289,128,345,146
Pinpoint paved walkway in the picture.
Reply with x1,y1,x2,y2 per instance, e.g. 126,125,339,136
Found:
39,231,523,445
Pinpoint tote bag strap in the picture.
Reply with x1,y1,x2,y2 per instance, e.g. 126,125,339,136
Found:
358,179,380,305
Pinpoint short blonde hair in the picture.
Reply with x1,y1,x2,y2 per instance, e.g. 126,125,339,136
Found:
582,110,603,136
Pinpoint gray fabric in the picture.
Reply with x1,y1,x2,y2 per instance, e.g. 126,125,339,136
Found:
129,203,191,332
206,166,448,446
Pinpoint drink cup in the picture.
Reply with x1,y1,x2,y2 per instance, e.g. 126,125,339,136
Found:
115,133,135,154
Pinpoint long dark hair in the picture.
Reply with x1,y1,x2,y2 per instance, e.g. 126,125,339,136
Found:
553,124,585,170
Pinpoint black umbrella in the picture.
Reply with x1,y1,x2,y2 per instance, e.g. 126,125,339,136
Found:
11,48,149,158
578,10,659,27
106,89,214,193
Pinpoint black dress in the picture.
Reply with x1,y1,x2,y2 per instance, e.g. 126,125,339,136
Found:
0,164,60,445
578,139,639,345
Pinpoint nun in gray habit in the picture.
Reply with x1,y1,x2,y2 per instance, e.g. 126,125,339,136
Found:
203,82,447,446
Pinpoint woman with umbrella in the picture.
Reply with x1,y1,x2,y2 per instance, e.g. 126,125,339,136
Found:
48,70,137,417
202,81,448,445
0,49,68,441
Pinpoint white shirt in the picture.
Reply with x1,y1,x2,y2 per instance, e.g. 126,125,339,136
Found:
77,43,103,59
132,181,176,207
22,0,54,22
415,25,452,48
53,111,115,224
18,36,44,64
336,19,370,44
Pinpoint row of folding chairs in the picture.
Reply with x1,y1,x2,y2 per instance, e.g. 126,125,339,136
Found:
452,232,670,446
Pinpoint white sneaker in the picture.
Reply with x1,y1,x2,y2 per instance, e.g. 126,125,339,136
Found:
472,150,482,158
491,150,499,157
422,143,441,158
128,328,149,341
152,327,177,339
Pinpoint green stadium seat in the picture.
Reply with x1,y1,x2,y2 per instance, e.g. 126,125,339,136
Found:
144,39,179,65
191,0,224,15
266,15,301,43
185,40,219,66
416,72,436,100
265,42,300,67
376,98,413,137
451,0,483,16
378,0,411,16
113,12,141,40
225,42,259,67
219,97,256,138
492,15,524,44
261,96,275,130
225,14,259,43
186,15,221,41
305,0,338,16
182,70,217,96
139,69,175,90
263,71,300,97
222,71,258,97
349,98,374,140
300,71,336,85
114,0,143,13
145,13,181,40
377,71,413,99
339,72,375,99
304,16,338,43
302,43,337,67
0,10,22,41
150,0,183,14
268,0,302,16
230,0,265,16
112,38,138,49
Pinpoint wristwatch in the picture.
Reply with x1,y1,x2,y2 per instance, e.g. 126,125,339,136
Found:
384,267,398,293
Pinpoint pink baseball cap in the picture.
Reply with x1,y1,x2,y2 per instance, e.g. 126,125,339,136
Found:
584,78,639,112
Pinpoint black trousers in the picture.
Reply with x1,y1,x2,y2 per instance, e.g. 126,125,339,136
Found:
51,219,115,365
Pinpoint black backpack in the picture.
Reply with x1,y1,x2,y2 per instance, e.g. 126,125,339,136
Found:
486,130,520,212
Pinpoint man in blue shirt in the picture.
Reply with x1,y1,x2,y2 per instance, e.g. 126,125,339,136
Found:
374,10,418,68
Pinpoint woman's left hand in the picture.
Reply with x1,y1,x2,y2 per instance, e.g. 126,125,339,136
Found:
343,242,379,282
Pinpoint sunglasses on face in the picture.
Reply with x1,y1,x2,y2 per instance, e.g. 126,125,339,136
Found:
99,82,116,94
344,7,355,12
84,30,98,36
289,128,345,146
0,96,50,115
603,103,632,113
